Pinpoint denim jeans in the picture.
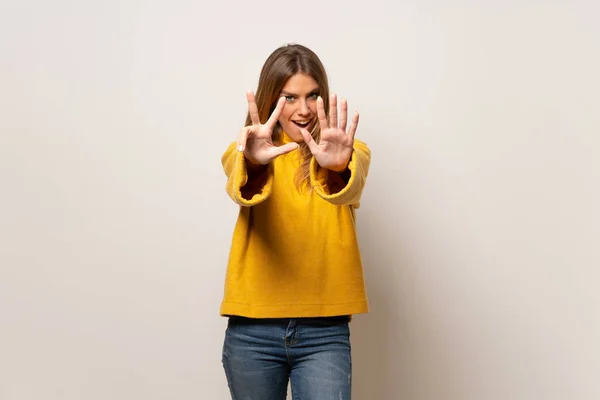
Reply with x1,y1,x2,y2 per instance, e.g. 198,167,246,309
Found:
222,315,352,400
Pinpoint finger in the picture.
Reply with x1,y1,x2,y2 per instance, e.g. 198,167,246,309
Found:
317,96,328,131
266,96,286,129
329,93,338,128
237,126,251,152
271,142,299,158
246,90,261,126
339,97,348,132
300,128,320,154
347,111,360,141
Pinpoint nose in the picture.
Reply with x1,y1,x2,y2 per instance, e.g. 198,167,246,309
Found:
297,99,310,116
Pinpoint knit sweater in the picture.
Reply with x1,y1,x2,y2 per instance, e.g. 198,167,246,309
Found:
220,132,370,318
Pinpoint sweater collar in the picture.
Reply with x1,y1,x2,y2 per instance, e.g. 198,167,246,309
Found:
281,131,295,144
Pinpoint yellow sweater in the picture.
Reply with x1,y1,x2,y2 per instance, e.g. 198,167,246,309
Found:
220,133,371,318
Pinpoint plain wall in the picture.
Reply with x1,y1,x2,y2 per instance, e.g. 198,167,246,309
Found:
1,0,598,399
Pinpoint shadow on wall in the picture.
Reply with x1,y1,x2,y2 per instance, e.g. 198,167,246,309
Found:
350,197,418,399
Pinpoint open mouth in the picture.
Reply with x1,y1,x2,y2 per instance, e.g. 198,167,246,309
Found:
292,120,312,129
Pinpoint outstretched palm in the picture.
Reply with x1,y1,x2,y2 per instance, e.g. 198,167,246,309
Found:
238,90,298,166
300,94,359,172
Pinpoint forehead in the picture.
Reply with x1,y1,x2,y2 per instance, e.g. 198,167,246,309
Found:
281,73,319,93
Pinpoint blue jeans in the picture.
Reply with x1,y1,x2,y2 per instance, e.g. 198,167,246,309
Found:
222,315,352,400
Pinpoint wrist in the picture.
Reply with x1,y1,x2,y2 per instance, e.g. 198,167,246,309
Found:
326,162,349,173
245,156,268,171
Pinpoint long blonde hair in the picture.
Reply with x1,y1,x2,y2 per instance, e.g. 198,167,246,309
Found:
246,44,330,189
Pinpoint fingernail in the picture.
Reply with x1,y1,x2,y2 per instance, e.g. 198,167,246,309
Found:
238,145,244,152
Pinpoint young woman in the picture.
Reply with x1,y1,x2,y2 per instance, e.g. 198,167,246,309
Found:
220,43,371,400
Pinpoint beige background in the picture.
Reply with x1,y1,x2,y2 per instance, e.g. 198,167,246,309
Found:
1,0,599,399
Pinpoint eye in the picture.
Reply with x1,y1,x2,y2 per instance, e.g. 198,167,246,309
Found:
308,93,319,99
284,95,295,102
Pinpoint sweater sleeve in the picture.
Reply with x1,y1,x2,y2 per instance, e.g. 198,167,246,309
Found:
221,141,274,206
309,139,371,208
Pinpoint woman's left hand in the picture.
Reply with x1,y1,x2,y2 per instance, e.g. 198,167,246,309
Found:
300,94,359,172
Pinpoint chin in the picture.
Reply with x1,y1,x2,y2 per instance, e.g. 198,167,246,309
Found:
286,130,304,143
281,120,316,143
280,124,304,143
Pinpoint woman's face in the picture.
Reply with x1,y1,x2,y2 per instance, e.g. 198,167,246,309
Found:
277,73,320,142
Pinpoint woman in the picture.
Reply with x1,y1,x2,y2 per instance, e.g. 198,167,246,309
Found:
220,43,371,400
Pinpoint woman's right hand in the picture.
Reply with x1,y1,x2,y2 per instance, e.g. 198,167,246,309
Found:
237,90,299,166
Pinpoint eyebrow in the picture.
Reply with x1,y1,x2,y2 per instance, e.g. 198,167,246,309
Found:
281,88,320,96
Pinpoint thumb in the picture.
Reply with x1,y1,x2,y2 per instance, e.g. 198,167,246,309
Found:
272,141,299,158
300,128,319,154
